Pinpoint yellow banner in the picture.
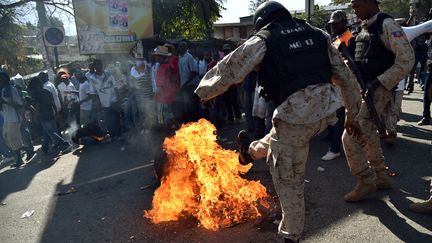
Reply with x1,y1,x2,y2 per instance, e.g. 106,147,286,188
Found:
73,0,153,54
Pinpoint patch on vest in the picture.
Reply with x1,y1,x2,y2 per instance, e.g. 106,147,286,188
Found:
288,39,315,50
280,26,306,35
391,31,403,38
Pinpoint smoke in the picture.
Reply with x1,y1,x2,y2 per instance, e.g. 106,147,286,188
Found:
64,120,79,143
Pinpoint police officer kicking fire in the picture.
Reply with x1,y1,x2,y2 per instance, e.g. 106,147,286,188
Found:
342,0,414,202
195,2,362,242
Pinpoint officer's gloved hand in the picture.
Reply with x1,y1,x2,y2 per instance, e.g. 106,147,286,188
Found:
365,79,381,99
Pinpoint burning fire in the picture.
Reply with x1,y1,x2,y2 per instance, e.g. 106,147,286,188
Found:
144,119,269,230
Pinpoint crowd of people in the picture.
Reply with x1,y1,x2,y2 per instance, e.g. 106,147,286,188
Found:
0,40,265,168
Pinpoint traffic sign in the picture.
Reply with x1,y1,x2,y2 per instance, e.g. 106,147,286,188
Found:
44,27,65,46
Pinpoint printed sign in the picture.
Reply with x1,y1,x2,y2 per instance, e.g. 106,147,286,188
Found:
73,0,153,54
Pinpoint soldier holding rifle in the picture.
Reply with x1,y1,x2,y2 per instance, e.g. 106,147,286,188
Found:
342,0,414,202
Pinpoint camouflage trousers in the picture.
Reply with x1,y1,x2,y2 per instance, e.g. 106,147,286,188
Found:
384,90,403,134
249,114,337,240
342,86,391,179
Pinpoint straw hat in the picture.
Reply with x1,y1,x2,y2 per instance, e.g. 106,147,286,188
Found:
152,45,172,56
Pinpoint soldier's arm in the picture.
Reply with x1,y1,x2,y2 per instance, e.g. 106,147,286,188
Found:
328,43,361,121
377,18,415,90
195,36,266,101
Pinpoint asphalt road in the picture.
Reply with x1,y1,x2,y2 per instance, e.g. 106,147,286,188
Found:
0,85,431,243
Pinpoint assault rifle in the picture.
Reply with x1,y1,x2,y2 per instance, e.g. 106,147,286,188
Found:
338,42,386,136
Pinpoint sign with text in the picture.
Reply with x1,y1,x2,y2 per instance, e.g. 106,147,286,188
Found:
73,0,153,54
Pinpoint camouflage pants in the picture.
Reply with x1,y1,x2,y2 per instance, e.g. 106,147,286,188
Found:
384,91,403,134
249,114,337,240
342,86,391,178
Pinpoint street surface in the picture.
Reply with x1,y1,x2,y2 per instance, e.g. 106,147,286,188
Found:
0,85,431,243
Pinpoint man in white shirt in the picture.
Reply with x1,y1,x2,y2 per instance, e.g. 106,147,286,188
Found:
57,74,80,125
86,59,121,139
76,71,94,126
39,72,61,113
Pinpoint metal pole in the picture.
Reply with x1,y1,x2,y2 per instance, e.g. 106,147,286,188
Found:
36,2,55,72
54,47,59,68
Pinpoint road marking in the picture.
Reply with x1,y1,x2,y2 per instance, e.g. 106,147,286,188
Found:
73,163,154,187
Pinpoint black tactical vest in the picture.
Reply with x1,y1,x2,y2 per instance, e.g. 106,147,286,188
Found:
255,18,332,105
355,13,395,81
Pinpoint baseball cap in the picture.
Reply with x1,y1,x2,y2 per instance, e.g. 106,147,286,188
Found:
328,10,347,24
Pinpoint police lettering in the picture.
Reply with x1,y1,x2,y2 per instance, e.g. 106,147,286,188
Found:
288,39,315,50
280,26,306,35
289,41,302,49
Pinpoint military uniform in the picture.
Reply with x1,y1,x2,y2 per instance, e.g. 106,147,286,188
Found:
195,22,360,240
342,13,414,192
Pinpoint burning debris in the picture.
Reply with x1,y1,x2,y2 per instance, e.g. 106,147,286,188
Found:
144,119,269,230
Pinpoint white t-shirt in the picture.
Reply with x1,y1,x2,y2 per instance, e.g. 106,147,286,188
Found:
86,72,118,108
57,81,79,108
198,59,208,77
43,80,61,112
79,80,93,111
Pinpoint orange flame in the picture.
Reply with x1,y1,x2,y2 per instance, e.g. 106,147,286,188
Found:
144,119,269,230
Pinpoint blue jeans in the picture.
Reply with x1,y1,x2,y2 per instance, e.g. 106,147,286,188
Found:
124,96,139,132
20,121,33,148
41,120,68,152
103,108,121,138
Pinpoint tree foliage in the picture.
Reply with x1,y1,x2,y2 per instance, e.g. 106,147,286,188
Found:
331,0,432,20
0,9,43,75
296,5,331,29
153,0,226,40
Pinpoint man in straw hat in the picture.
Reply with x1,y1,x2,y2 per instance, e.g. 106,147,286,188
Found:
152,45,179,127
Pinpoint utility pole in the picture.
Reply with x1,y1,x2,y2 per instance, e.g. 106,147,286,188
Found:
35,2,55,71
198,0,212,39
305,0,314,23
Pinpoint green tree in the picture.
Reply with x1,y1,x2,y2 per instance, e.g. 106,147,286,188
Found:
0,9,26,73
331,0,432,20
297,5,331,29
0,9,43,75
153,0,225,40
